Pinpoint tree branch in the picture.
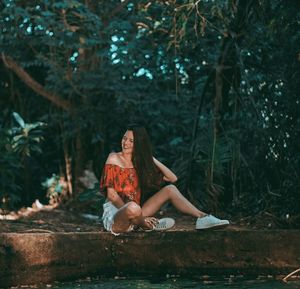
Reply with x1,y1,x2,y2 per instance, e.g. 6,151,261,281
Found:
1,53,72,112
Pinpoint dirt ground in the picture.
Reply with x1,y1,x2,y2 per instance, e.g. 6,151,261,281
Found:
0,199,298,233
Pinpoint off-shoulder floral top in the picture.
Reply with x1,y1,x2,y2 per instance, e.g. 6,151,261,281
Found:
100,164,141,205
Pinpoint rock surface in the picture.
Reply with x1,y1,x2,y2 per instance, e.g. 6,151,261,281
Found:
0,230,299,287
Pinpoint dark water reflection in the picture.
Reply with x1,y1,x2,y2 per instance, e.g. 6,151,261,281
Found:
11,276,300,289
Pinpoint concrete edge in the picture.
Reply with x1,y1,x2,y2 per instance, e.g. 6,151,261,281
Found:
0,230,299,287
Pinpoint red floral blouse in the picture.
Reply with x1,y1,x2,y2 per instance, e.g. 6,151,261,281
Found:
100,164,141,205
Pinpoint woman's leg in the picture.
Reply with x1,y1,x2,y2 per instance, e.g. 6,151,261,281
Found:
112,201,158,233
142,184,206,218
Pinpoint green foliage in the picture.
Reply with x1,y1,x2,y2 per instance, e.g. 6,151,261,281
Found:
0,112,46,210
0,127,22,208
10,112,46,157
0,0,299,220
78,181,105,211
41,173,64,203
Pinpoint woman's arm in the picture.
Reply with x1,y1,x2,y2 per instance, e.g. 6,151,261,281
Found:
107,187,125,208
153,157,178,183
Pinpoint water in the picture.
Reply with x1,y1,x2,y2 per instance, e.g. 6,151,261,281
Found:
11,276,300,289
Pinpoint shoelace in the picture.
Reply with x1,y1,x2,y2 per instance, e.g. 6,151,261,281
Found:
156,220,167,229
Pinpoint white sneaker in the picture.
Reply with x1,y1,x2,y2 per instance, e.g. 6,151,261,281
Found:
196,214,229,230
152,217,175,231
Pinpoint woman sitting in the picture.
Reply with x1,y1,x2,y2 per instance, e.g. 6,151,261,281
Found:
100,124,229,235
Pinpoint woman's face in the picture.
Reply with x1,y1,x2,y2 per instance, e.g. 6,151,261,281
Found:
121,130,134,154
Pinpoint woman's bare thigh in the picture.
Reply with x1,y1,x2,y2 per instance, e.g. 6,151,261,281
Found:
141,186,171,217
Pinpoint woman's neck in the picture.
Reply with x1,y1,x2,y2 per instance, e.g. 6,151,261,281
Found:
120,152,133,166
121,151,131,159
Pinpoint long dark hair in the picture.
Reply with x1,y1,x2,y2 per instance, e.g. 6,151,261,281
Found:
127,124,162,203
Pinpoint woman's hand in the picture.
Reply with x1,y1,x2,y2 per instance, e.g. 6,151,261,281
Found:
141,217,159,230
107,188,125,208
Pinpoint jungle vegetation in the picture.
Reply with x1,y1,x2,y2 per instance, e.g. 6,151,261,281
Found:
0,0,299,226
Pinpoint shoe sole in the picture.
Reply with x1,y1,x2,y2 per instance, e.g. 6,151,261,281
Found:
154,220,175,231
196,222,229,230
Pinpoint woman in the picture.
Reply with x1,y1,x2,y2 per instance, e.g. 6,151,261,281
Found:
100,124,229,235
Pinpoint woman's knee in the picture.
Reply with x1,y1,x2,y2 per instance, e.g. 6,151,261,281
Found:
125,201,142,218
164,184,178,196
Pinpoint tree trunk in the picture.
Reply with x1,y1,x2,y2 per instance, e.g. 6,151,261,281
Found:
211,0,257,206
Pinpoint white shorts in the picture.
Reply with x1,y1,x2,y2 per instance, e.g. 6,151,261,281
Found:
102,201,134,235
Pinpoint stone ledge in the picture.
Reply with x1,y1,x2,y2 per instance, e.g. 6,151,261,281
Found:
0,230,299,287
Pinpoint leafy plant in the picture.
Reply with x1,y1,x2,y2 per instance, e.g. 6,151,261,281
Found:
41,173,65,204
0,112,46,210
0,127,22,211
78,181,105,212
9,112,46,157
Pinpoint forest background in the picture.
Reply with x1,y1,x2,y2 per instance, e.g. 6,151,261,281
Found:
0,0,299,227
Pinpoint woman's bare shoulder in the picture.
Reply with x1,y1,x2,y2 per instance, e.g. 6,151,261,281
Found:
105,152,122,166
